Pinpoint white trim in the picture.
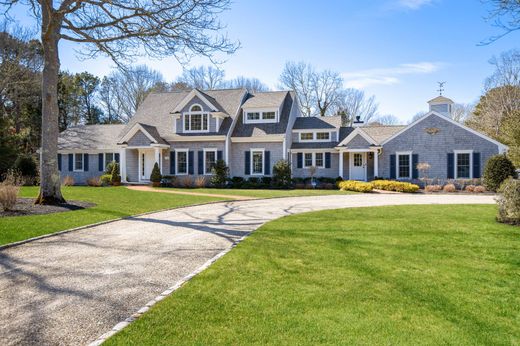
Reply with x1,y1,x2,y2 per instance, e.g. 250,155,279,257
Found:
164,135,226,142
226,90,249,167
349,152,367,181
203,148,218,175
175,149,189,176
73,153,85,172
182,104,210,133
231,135,284,143
290,148,334,153
243,108,279,124
250,148,265,176
298,131,332,143
337,127,377,147
396,151,413,180
172,89,218,113
454,150,474,179
302,152,325,169
381,111,509,153
119,123,158,144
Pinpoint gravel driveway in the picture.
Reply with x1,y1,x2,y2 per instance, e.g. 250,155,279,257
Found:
0,193,495,345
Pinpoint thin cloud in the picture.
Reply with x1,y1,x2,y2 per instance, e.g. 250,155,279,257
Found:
397,0,434,10
343,62,443,89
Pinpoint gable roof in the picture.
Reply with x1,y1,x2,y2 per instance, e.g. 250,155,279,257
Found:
232,91,294,137
172,89,219,113
293,116,342,130
360,125,407,144
381,111,508,152
118,122,169,146
428,95,454,104
241,91,288,109
58,124,126,151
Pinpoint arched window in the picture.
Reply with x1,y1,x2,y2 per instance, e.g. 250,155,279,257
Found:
184,104,209,132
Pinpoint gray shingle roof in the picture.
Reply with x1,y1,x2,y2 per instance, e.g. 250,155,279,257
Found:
138,123,170,145
293,116,343,130
360,125,407,144
121,88,246,140
231,91,294,137
58,124,126,151
241,91,288,108
291,142,340,149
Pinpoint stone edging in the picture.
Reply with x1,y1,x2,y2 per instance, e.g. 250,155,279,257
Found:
88,233,250,346
0,200,231,251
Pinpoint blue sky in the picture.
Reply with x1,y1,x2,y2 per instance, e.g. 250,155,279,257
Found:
9,0,519,122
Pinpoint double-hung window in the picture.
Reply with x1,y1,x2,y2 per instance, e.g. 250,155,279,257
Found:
251,150,264,175
315,153,324,167
104,153,115,170
246,112,260,121
176,150,188,175
74,153,84,172
184,104,208,132
303,152,325,168
204,149,217,174
396,152,412,179
455,150,472,179
304,153,313,167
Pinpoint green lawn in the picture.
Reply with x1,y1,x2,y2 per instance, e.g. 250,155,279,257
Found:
160,187,354,198
106,204,520,345
0,186,227,246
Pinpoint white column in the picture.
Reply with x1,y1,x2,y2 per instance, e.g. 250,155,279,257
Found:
339,151,344,178
120,148,127,183
374,149,379,178
154,147,161,173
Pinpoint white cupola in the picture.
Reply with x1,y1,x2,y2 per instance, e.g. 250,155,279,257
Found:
427,95,454,117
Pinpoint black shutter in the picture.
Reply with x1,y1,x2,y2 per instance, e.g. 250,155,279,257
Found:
58,154,62,171
412,154,419,179
473,152,481,179
217,150,223,161
170,151,175,174
390,154,396,179
245,151,250,175
297,153,303,169
188,151,194,175
325,152,331,169
198,150,204,174
84,154,89,171
68,154,73,171
98,153,104,171
447,153,454,179
264,151,271,175
115,153,120,163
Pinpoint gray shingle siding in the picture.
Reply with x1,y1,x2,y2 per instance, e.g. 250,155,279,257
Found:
177,95,218,134
230,142,283,178
127,131,152,146
347,134,372,148
167,141,225,176
291,152,340,178
59,153,103,185
126,149,139,182
380,114,500,180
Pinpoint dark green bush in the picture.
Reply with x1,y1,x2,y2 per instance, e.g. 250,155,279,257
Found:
14,155,37,177
210,160,229,188
111,162,121,184
261,176,272,187
496,178,520,225
230,176,245,188
483,154,517,192
272,160,291,188
150,162,162,183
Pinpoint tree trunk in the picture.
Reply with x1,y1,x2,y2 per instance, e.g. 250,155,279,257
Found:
35,6,65,205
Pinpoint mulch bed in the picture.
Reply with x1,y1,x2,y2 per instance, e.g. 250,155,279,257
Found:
0,198,95,217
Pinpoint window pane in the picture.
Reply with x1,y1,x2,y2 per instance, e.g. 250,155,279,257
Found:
457,153,470,178
316,132,330,140
105,153,114,168
190,114,202,130
191,105,202,112
205,151,216,174
301,133,313,140
354,153,363,167
247,112,260,120
177,152,187,174
75,154,83,170
304,153,313,167
252,151,263,174
263,111,275,120
184,115,189,131
202,114,208,130
398,154,410,178
315,153,324,167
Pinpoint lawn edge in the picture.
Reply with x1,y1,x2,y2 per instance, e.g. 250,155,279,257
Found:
88,232,251,346
0,198,231,251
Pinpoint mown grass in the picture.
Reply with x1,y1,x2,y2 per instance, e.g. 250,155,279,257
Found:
106,204,520,345
0,186,227,246
160,187,354,198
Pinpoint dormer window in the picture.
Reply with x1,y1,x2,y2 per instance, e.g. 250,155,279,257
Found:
184,104,209,132
299,131,331,142
316,132,330,140
244,109,278,124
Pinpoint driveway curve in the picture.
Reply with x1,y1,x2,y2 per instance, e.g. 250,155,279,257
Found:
0,193,495,345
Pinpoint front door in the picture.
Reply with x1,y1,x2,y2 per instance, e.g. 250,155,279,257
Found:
139,150,155,181
350,152,366,181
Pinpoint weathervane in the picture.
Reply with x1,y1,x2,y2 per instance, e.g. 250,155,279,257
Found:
437,81,446,96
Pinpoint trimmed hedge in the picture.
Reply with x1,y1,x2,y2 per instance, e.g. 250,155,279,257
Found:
338,180,373,192
371,180,420,193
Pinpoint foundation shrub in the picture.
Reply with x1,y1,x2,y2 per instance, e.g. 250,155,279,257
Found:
443,183,457,192
425,184,442,193
371,180,419,193
62,176,75,186
338,180,373,193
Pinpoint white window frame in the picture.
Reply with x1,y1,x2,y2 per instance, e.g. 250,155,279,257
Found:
316,132,330,141
203,148,218,175
243,108,279,124
396,151,413,179
300,132,314,141
454,150,473,179
299,131,331,143
250,148,265,176
175,149,189,175
183,104,209,133
302,152,325,168
73,153,84,172
103,152,116,171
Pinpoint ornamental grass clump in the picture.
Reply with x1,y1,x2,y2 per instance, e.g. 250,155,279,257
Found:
0,170,21,211
338,180,373,193
496,178,520,225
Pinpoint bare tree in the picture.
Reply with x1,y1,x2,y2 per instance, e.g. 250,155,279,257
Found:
177,65,225,90
225,76,269,92
335,89,379,125
312,69,343,117
279,61,315,116
482,0,520,44
370,114,400,126
451,103,475,123
1,0,238,204
485,49,520,87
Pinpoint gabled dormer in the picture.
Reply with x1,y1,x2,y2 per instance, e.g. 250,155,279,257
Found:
241,92,287,124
